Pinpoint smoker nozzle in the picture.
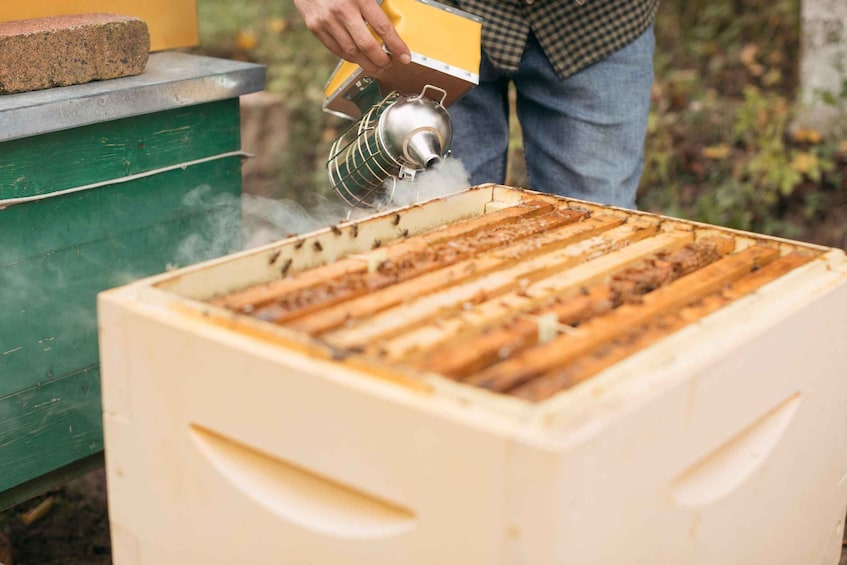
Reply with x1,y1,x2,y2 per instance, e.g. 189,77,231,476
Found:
406,130,444,171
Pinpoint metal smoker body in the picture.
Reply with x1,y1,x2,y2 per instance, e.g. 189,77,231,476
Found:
327,84,452,208
321,0,482,207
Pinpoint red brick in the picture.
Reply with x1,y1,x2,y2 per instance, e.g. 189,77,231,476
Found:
0,14,150,94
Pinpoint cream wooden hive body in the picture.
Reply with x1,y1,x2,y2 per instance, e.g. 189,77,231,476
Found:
98,186,847,564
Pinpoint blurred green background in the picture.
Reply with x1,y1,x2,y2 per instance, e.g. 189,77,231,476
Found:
195,0,847,247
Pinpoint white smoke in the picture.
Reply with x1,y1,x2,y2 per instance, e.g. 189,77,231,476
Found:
172,158,471,268
388,157,471,207
240,196,312,249
172,185,363,268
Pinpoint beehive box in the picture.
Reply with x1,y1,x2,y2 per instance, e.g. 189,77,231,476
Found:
0,52,263,509
99,185,847,564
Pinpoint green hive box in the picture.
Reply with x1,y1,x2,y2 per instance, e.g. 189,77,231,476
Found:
0,53,264,509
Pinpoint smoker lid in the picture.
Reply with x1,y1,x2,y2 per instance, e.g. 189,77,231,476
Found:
0,52,265,143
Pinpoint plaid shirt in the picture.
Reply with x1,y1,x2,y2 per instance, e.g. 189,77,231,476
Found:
445,0,659,79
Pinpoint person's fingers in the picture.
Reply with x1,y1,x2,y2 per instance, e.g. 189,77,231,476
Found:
311,28,348,61
359,1,411,65
295,0,409,71
338,12,392,71
347,16,391,71
298,6,376,70
315,19,378,70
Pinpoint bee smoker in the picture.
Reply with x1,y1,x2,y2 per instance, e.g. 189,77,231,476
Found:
327,82,452,207
322,0,482,208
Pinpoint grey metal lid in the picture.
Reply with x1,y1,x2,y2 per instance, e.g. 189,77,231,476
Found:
0,51,265,143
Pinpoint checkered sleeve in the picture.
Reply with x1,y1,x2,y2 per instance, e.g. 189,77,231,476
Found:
447,0,659,78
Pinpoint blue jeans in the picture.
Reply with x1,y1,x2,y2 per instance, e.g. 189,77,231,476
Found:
448,26,655,209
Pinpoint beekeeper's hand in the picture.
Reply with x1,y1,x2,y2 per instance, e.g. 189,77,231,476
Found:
295,0,411,73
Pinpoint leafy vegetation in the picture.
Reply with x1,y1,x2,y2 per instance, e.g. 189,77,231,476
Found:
641,0,847,244
195,0,847,247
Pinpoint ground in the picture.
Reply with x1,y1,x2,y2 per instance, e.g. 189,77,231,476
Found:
0,470,111,564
